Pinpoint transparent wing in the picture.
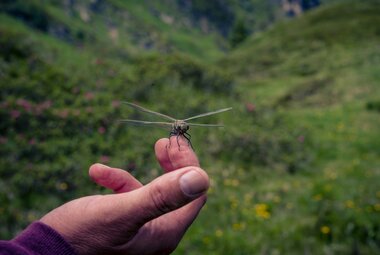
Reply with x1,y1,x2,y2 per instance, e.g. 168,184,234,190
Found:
188,123,224,127
184,107,232,121
123,102,176,121
119,119,173,128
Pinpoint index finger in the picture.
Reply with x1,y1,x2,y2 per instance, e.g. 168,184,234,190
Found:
155,136,200,172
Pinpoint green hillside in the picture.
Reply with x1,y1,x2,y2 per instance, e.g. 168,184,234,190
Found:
1,0,380,254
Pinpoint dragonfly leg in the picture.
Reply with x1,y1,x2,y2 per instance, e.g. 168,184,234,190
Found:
177,135,181,149
168,133,181,150
168,130,192,150
182,132,193,149
168,130,178,148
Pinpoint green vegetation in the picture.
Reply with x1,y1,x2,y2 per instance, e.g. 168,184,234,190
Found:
1,0,380,254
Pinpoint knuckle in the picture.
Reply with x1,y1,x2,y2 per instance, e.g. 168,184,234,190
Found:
149,182,173,215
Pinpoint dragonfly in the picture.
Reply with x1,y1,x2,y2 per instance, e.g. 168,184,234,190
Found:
120,102,232,148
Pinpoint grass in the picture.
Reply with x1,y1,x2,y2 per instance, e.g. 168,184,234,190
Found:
1,0,380,254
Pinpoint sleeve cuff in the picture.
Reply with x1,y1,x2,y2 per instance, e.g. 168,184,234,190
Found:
12,221,77,255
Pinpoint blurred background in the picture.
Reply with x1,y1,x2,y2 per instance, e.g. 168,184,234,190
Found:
0,0,379,254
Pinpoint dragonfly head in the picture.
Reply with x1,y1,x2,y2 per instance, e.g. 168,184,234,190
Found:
173,120,189,135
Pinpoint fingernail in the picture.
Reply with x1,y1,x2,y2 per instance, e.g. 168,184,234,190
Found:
97,163,110,168
91,163,110,179
180,170,209,197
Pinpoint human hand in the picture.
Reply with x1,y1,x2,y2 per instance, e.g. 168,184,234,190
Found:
40,136,209,255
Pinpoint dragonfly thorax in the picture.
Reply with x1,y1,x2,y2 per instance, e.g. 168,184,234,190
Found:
172,120,189,135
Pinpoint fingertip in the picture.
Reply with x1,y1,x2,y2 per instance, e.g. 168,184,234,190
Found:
167,136,200,169
179,167,209,198
155,138,175,172
169,135,191,150
155,138,169,152
89,163,110,180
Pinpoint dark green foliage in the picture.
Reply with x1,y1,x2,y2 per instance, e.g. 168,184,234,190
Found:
0,29,34,61
177,0,235,36
229,19,249,48
0,1,380,254
132,53,234,100
215,111,312,174
301,0,321,10
0,1,50,32
366,100,380,112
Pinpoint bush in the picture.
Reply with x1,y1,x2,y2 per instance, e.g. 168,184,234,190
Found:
0,1,50,32
131,53,234,101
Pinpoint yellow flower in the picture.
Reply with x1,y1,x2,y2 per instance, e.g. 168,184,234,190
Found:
327,172,337,180
224,178,240,187
337,123,344,131
320,226,330,234
254,203,271,219
27,212,37,222
232,222,246,231
230,201,239,209
202,236,211,245
345,200,355,209
58,182,68,190
313,194,322,201
324,184,332,192
215,229,223,237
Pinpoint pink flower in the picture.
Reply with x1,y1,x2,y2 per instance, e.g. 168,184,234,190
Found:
84,92,95,100
297,135,305,143
95,58,104,65
100,155,110,163
98,126,106,134
57,109,69,118
111,100,120,108
0,136,7,144
35,100,52,115
245,103,256,112
72,109,81,116
40,100,52,110
16,98,33,112
10,110,21,119
29,138,36,145
72,87,80,94
85,107,93,113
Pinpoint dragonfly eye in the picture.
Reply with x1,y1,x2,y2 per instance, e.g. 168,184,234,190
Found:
179,122,187,130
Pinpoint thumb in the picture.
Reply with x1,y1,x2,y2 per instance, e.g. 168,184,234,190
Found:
107,167,209,228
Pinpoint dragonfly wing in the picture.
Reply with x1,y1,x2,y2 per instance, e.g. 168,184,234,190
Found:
119,119,173,128
123,102,176,121
188,123,224,128
184,107,232,121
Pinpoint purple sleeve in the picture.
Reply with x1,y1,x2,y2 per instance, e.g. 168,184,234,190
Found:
0,221,76,255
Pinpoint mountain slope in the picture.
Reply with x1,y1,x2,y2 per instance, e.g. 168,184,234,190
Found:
194,1,380,253
0,0,379,254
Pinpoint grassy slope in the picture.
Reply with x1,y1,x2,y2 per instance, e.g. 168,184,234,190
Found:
0,0,379,254
0,6,235,238
176,1,380,254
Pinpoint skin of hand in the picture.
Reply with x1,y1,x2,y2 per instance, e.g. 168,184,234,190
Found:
40,136,209,255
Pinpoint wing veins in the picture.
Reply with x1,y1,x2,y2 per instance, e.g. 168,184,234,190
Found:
119,119,173,127
188,123,224,128
184,107,232,121
123,102,176,121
